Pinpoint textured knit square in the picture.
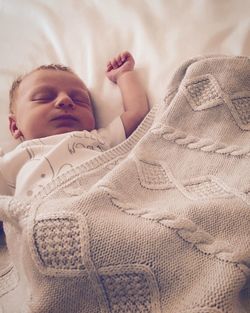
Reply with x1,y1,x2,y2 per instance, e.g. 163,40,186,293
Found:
101,272,152,313
33,218,84,270
231,96,250,126
138,161,172,189
183,75,223,110
185,180,230,199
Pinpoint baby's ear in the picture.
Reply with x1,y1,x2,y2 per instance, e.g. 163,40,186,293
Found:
8,114,23,139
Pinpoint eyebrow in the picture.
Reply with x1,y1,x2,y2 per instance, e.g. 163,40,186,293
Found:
31,86,54,92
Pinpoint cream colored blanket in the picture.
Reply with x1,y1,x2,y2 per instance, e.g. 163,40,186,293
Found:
0,55,250,313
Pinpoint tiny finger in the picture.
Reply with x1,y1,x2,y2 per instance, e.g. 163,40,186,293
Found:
121,53,127,62
122,51,131,61
117,55,123,66
106,61,112,70
106,64,113,72
111,58,119,69
106,61,112,67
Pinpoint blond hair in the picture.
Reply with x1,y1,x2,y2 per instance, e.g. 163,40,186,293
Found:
9,64,74,113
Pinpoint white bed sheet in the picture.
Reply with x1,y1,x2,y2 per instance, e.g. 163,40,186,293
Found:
0,0,249,153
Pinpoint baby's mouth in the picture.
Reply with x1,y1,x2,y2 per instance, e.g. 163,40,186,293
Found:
50,115,80,129
51,114,78,122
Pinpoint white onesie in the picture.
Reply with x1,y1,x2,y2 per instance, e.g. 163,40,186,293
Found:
0,117,125,197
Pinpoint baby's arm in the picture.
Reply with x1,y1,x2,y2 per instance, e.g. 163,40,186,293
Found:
106,51,149,137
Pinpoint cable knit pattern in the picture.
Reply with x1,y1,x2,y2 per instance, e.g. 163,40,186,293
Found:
151,125,250,157
0,55,249,313
110,195,250,272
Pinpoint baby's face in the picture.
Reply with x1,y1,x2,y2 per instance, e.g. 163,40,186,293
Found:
9,69,96,140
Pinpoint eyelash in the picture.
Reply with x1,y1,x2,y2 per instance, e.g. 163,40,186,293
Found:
34,98,52,102
32,95,89,105
72,97,89,104
32,94,54,102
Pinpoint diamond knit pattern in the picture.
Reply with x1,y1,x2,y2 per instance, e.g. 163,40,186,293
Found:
33,218,84,270
185,76,223,109
185,180,230,199
101,272,152,313
138,161,171,189
231,96,250,126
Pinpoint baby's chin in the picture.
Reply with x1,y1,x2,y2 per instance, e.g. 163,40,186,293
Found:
24,128,82,140
44,127,84,138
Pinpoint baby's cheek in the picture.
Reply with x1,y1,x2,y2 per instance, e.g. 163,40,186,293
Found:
80,110,96,131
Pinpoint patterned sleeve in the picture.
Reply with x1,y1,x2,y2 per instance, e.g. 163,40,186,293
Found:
97,116,126,149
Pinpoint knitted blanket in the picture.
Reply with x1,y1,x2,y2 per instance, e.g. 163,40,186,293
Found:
0,55,250,313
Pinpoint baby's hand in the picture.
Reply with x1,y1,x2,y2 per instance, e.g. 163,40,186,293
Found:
106,51,135,84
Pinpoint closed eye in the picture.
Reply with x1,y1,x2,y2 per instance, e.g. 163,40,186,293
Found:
72,97,90,105
33,97,53,103
31,92,55,102
71,92,90,106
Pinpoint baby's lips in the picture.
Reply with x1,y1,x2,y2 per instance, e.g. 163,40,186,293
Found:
50,114,79,122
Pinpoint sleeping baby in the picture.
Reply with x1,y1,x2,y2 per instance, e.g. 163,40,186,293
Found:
0,51,149,197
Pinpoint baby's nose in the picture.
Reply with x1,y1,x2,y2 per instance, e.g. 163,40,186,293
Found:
55,94,75,109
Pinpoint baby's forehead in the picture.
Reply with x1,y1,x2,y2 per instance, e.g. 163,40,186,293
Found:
20,68,88,91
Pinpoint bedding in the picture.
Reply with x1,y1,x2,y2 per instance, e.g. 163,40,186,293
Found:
0,0,250,153
1,55,250,313
0,0,250,312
